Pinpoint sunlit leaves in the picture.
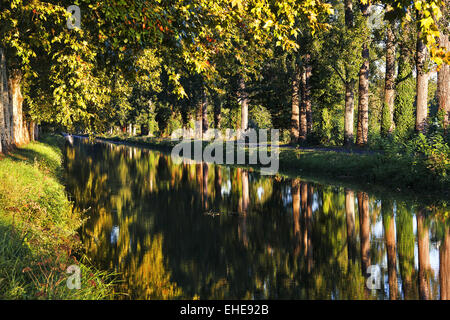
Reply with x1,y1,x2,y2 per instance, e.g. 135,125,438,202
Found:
386,0,449,65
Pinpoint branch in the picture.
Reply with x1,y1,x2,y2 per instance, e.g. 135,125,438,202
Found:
329,63,347,84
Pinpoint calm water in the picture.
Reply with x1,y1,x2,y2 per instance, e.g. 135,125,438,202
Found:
63,137,450,300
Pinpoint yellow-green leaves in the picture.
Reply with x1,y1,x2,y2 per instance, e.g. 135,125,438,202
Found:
387,0,448,65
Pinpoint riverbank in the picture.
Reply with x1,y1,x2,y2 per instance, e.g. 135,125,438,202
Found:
0,135,115,299
92,134,449,201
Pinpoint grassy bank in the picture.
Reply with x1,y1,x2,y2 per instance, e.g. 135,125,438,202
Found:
94,133,449,198
0,135,115,299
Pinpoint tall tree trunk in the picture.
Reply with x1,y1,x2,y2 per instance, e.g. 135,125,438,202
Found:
304,54,313,135
382,24,396,135
382,200,398,300
417,210,431,300
9,69,25,146
356,2,370,146
345,189,356,262
344,0,354,28
343,0,354,146
344,81,355,145
300,66,307,141
440,225,450,300
291,64,301,143
239,76,248,133
415,14,429,134
437,33,449,134
358,192,371,274
0,47,12,153
0,48,6,153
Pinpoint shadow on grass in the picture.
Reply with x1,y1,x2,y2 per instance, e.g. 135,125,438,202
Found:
0,221,34,299
4,137,64,180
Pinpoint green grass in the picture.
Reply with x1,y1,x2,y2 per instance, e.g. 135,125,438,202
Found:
0,135,116,299
278,147,449,193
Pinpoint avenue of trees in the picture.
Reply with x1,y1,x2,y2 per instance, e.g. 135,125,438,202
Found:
0,0,449,152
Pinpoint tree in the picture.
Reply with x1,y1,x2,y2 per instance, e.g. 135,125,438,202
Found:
321,0,362,146
291,63,301,142
344,0,356,146
437,1,449,134
381,11,397,135
356,1,371,146
415,11,431,134
394,18,416,139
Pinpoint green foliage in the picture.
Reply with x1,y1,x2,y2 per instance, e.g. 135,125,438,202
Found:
154,103,173,136
249,105,272,129
376,132,450,186
405,133,449,180
394,77,416,140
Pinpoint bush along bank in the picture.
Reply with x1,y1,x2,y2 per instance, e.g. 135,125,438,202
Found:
0,134,115,299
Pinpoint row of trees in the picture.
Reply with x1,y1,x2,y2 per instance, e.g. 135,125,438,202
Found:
0,0,449,152
97,0,450,148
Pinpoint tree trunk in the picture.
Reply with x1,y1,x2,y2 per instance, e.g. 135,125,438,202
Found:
356,2,370,146
291,64,301,143
300,66,307,141
9,70,25,146
415,18,429,133
437,33,449,134
0,48,6,153
343,0,354,146
382,24,396,135
0,47,12,153
304,54,312,135
344,81,355,145
344,0,353,29
239,76,248,132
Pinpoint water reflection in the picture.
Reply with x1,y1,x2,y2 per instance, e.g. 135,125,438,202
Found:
63,137,450,300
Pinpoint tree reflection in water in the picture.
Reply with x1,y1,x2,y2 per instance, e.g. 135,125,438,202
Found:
64,138,450,300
